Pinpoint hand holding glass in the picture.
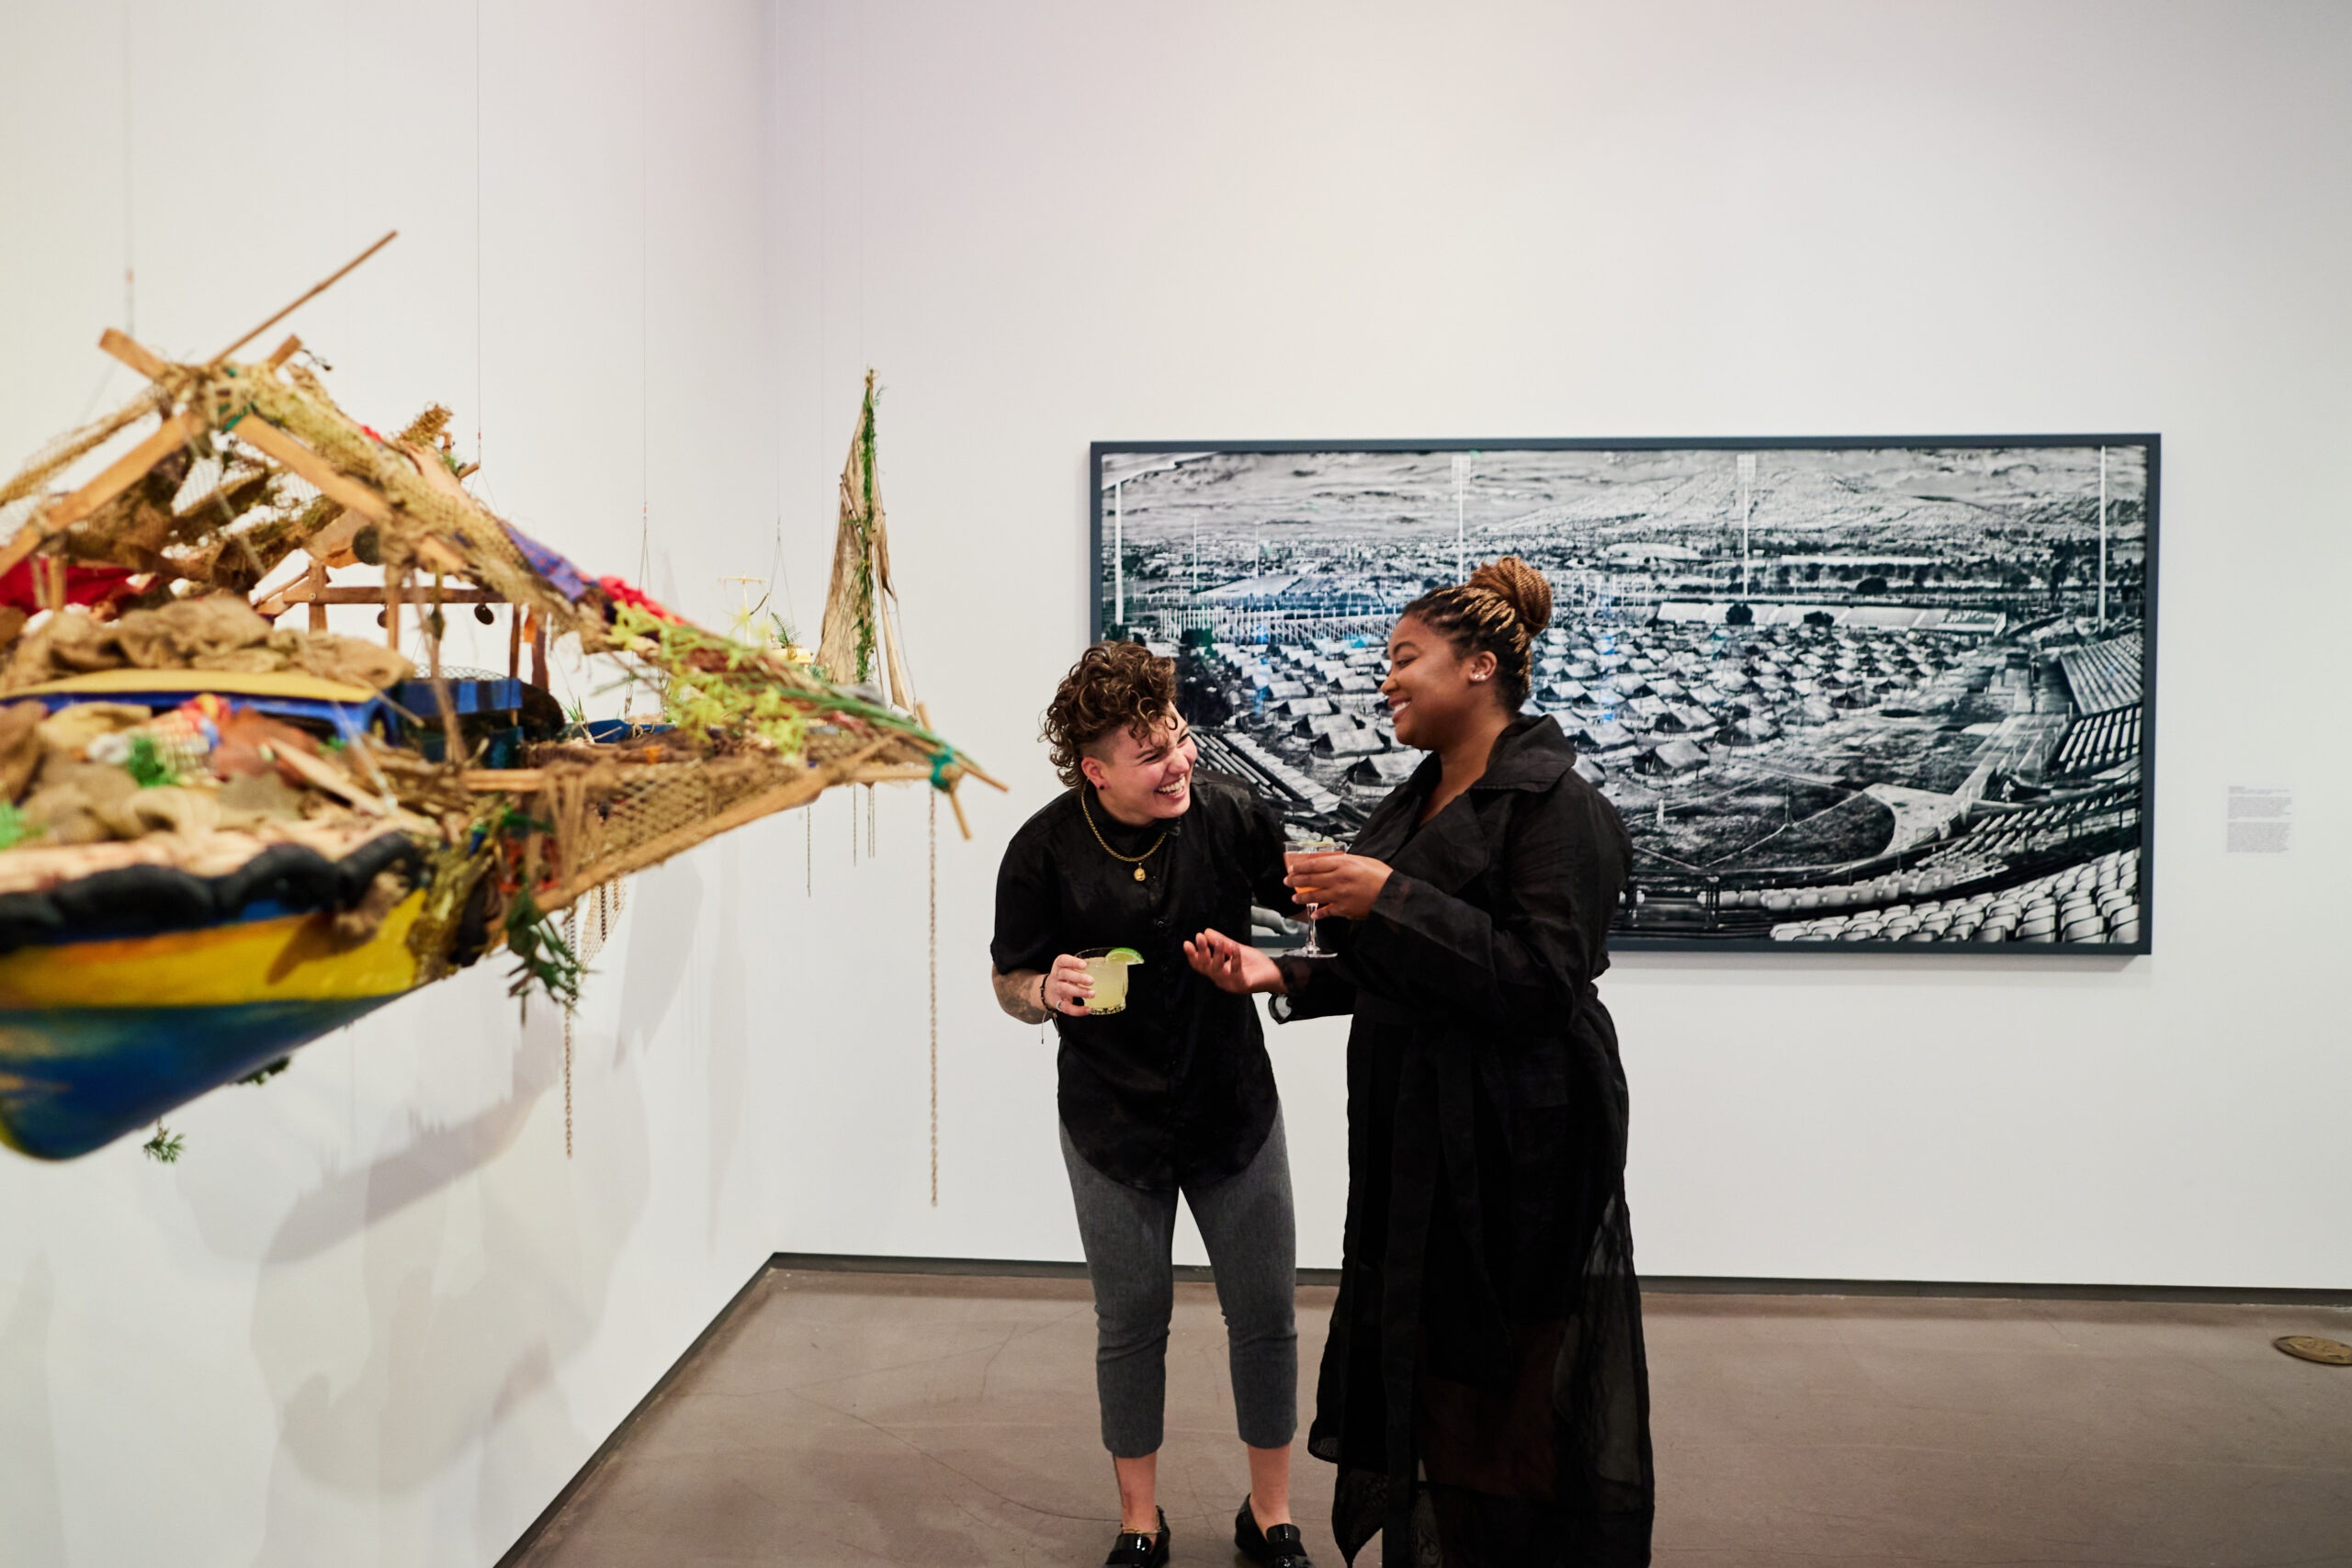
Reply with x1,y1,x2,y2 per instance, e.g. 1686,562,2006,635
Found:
1074,947,1144,1014
1285,837,1342,957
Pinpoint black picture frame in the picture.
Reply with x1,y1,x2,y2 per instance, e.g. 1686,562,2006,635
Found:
1089,435,2158,955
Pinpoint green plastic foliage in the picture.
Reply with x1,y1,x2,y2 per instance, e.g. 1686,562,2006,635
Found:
124,734,178,788
503,888,584,1016
602,600,955,777
853,386,882,683
608,605,835,760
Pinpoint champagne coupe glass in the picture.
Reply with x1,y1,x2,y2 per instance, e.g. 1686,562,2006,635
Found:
1286,834,1342,957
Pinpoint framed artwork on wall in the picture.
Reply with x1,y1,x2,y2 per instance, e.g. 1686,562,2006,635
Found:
1091,437,2157,953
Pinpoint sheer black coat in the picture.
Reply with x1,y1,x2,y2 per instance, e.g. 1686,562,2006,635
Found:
1277,716,1654,1566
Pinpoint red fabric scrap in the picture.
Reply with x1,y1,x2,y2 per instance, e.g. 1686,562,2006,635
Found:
0,560,139,614
596,575,682,624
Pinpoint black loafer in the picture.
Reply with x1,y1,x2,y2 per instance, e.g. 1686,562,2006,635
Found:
1235,1496,1315,1568
1104,1506,1169,1568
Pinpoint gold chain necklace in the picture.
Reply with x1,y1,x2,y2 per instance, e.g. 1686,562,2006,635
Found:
1080,789,1166,882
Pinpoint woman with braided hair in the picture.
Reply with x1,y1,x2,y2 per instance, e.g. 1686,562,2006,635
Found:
1185,558,1656,1566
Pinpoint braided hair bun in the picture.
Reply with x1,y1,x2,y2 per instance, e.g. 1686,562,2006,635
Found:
1399,555,1554,708
1467,556,1553,639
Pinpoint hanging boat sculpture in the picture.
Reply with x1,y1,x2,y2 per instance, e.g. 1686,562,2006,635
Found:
0,251,994,1159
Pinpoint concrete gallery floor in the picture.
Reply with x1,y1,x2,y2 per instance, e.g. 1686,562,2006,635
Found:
513,1269,2352,1568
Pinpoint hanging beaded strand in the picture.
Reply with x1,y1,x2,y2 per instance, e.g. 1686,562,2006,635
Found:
560,903,577,1158
553,881,625,1163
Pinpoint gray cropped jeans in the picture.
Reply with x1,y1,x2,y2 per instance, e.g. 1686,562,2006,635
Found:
1058,1110,1299,1459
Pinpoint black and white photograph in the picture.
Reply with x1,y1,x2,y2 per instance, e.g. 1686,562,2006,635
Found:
1093,439,2158,952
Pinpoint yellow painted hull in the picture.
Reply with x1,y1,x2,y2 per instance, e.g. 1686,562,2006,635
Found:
0,895,428,1159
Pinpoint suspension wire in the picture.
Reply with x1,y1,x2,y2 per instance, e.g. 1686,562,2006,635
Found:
929,788,939,1206
473,0,483,466
637,10,650,591
121,0,135,337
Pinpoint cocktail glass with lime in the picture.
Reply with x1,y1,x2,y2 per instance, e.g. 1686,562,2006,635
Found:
1077,947,1144,1014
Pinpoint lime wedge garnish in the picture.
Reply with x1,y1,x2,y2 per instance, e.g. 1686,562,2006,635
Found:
1105,947,1144,965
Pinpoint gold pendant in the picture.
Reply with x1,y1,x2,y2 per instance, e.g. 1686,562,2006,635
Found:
1133,866,1148,882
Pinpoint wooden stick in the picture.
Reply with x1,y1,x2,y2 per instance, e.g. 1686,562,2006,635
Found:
209,231,398,366
272,744,388,816
385,566,405,655
414,536,469,576
905,707,1001,792
507,603,523,680
463,768,548,793
425,572,466,763
877,539,917,712
0,408,204,577
97,328,169,381
261,582,503,612
300,510,365,569
306,560,328,633
827,763,944,784
266,335,303,371
911,703,993,829
253,584,302,618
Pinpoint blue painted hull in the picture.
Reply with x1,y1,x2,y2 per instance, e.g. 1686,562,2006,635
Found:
0,888,432,1161
0,998,399,1159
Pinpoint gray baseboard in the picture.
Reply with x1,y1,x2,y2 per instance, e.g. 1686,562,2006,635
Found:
770,1250,1330,1286
768,1250,2352,1307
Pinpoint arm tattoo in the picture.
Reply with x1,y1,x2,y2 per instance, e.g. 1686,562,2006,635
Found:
992,966,1050,1025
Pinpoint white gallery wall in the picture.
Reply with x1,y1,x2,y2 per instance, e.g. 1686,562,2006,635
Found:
0,3,801,1565
0,3,2346,1566
763,0,2352,1290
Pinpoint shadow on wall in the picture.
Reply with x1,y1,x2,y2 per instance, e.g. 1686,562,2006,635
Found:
706,851,750,1251
255,998,571,1269
228,859,707,1564
618,858,703,1065
0,1258,67,1567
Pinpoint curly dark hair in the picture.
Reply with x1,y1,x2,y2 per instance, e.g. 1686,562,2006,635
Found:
1043,640,1179,788
1399,556,1555,707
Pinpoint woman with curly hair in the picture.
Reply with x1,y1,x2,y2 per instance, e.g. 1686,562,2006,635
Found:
990,640,1317,1568
1185,558,1656,1567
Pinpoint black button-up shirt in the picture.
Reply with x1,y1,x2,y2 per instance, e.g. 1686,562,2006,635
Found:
991,771,1292,1190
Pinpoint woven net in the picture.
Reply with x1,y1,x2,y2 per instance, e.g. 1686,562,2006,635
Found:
0,384,173,508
